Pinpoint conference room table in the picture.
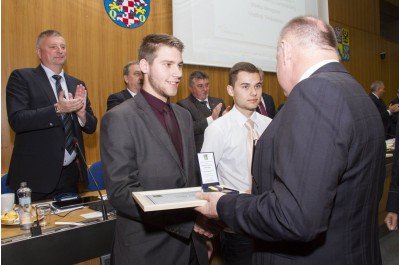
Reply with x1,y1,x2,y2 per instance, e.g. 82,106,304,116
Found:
1,148,395,265
1,191,115,265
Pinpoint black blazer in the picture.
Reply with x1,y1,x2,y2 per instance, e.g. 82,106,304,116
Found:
217,63,386,264
177,94,226,152
106,89,133,111
386,124,399,213
6,65,97,193
256,92,276,118
369,93,391,138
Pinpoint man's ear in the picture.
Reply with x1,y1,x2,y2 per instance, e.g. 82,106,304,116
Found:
280,40,291,66
36,48,41,60
227,85,234,97
139,59,149,74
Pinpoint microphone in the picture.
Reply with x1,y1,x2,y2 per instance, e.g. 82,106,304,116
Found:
72,138,108,220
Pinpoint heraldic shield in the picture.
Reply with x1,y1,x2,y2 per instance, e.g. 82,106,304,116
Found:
104,0,150,29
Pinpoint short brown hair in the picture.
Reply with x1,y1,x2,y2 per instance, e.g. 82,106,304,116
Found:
138,33,184,64
228,62,259,86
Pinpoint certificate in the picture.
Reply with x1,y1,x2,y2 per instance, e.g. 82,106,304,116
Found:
132,187,206,212
197,152,220,188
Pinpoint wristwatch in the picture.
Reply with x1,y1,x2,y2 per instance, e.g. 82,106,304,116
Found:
54,103,62,116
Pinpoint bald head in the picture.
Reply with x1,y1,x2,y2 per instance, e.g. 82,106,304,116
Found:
276,16,339,96
279,16,338,53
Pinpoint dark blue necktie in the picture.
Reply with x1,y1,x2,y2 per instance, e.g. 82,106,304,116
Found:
53,75,75,154
200,100,211,113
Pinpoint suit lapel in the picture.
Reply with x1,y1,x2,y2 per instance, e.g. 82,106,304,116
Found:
35,66,58,104
123,89,133,100
135,94,186,176
64,74,77,97
171,103,190,183
190,95,210,115
208,97,218,111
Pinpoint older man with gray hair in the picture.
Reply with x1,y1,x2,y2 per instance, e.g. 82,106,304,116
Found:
195,16,387,265
369,80,399,139
106,60,143,111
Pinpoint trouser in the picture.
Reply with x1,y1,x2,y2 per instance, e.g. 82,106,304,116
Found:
31,159,80,201
220,230,254,265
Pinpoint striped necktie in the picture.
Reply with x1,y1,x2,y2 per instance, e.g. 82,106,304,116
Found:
53,75,75,154
200,100,211,113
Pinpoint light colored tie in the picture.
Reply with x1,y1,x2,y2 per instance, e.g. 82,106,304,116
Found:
244,119,259,193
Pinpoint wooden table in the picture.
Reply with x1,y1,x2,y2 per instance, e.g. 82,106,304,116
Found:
1,192,115,265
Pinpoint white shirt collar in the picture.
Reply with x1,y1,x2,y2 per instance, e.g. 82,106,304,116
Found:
196,97,209,102
372,93,379,99
126,88,137,97
41,64,65,80
231,105,258,127
298,59,338,83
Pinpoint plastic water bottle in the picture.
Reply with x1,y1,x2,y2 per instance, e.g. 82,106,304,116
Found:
17,182,33,230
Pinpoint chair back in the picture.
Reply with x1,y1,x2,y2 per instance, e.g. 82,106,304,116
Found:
87,161,105,191
1,174,14,194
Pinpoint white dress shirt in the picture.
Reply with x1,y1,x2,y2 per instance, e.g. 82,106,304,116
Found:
201,106,272,191
42,64,78,166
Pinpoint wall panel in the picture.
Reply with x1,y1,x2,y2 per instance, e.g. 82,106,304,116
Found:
2,0,398,176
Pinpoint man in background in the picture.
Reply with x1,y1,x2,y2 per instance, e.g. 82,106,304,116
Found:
369,80,399,139
6,30,97,201
177,71,227,152
387,92,399,139
101,33,208,265
256,67,276,118
201,62,272,265
106,60,143,111
195,16,386,265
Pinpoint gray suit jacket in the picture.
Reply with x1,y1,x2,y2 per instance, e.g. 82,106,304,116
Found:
177,94,226,152
217,62,386,264
100,92,208,265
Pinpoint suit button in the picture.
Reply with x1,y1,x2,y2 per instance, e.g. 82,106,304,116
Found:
49,123,54,127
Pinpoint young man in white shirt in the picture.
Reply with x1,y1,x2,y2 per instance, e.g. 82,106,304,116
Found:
201,62,272,265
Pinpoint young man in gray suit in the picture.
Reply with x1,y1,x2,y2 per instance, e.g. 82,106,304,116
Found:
195,16,386,265
178,71,228,152
101,34,208,265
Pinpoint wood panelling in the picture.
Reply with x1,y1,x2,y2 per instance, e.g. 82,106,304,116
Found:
1,1,398,264
2,0,398,175
329,0,399,104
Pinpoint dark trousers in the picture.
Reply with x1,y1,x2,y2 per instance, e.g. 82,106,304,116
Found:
31,159,80,201
220,231,254,265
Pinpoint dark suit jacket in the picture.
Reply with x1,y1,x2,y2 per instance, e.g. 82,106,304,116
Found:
177,94,226,152
369,93,391,138
6,65,97,193
106,89,133,111
100,92,208,265
386,124,399,213
217,63,386,264
256,92,276,118
387,96,399,139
